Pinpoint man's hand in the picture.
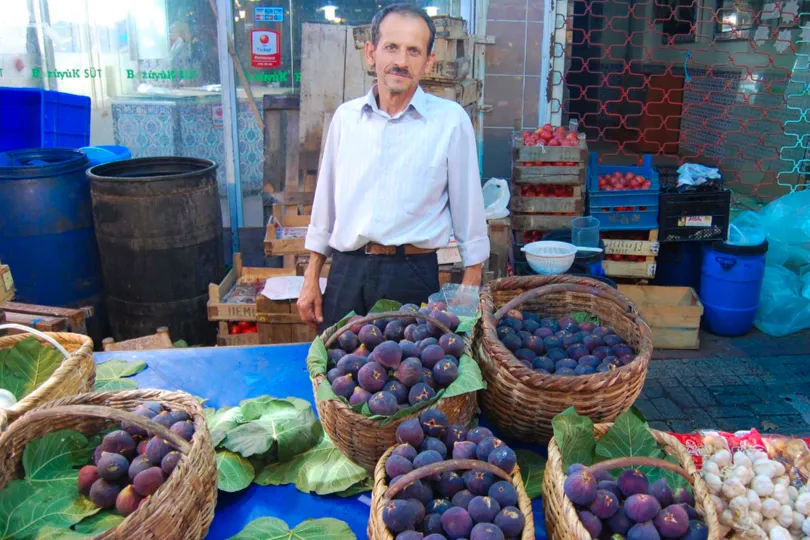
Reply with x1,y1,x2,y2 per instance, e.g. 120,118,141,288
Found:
297,252,328,330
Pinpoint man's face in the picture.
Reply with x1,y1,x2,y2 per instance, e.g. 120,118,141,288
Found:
365,13,434,96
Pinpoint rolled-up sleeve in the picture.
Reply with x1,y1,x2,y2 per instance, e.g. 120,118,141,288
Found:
305,109,341,256
447,109,490,267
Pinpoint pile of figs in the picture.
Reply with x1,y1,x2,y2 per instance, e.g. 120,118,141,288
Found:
77,401,194,516
564,465,709,539
382,408,527,539
327,303,466,416
496,311,639,376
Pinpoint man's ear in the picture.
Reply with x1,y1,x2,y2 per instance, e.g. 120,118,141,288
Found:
364,41,376,72
422,51,436,77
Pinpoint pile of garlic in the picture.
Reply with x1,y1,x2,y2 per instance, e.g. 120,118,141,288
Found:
700,442,810,539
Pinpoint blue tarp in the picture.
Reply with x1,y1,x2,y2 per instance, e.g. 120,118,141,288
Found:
93,344,547,539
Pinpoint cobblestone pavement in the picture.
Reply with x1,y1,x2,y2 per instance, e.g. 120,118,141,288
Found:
640,355,810,436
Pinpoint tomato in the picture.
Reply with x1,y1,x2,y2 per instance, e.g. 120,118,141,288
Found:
230,323,242,335
548,139,561,147
540,131,552,143
642,181,651,189
244,327,258,334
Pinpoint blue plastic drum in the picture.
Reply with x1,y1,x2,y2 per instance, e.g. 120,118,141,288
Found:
700,240,768,336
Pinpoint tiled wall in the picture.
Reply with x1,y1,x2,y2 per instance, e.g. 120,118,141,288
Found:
482,0,545,179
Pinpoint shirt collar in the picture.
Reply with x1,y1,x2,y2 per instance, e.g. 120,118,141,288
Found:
363,84,428,119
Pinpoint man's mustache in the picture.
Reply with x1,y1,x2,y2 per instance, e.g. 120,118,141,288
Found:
387,66,411,78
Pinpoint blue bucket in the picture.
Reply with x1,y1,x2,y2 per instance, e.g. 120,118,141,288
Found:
700,240,768,336
79,145,132,167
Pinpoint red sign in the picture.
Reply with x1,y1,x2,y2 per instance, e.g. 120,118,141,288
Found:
251,30,281,69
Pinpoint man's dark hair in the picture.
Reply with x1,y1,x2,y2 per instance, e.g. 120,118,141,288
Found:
370,3,436,54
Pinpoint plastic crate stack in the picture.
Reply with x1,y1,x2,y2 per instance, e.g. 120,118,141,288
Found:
509,129,588,275
656,164,732,243
587,153,661,281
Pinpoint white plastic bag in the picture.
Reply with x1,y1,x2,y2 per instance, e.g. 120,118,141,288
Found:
482,178,510,219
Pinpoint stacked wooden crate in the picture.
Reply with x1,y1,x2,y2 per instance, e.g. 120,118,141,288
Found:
351,16,482,126
509,130,588,274
208,253,301,346
618,285,703,349
0,260,13,303
601,229,660,281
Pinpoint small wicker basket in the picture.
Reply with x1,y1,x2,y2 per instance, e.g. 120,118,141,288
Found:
474,275,653,444
311,311,477,472
543,423,721,539
368,446,536,540
0,328,95,430
0,389,218,540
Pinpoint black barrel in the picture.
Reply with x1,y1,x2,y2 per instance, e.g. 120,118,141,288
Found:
88,157,224,345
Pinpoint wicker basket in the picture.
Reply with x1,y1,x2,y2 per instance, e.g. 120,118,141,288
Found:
368,446,536,539
474,275,653,444
312,311,477,473
0,328,95,430
543,423,721,539
0,389,218,540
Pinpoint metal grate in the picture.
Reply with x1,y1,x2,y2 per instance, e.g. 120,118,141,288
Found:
550,0,810,202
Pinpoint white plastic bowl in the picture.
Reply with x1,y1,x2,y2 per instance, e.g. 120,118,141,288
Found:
520,241,578,275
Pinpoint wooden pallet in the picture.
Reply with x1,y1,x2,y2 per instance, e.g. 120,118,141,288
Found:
618,285,703,349
208,253,297,321
421,79,482,107
602,229,660,257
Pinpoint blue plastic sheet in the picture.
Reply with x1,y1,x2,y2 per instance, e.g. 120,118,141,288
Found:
93,345,548,539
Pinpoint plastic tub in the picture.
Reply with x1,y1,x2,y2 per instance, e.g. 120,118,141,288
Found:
700,240,768,337
0,87,91,152
79,145,132,167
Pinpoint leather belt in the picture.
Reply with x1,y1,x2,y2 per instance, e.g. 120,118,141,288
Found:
364,242,436,256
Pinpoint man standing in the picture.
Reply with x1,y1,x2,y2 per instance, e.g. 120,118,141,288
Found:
298,4,490,331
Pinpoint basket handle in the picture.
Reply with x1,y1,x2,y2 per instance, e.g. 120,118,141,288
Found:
324,311,454,349
384,459,512,500
7,404,192,455
493,283,638,323
582,456,694,485
0,324,71,359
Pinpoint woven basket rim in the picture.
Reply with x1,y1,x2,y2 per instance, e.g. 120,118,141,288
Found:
544,422,721,540
0,389,217,540
477,277,653,391
368,444,537,540
0,332,94,417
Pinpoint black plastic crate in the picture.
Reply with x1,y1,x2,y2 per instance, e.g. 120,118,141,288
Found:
659,189,731,242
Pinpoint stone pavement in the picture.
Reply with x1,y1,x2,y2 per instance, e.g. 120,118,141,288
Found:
639,328,810,436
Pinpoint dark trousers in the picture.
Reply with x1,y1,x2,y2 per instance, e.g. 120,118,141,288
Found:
318,249,440,332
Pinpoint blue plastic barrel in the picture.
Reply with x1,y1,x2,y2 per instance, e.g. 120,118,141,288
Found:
653,242,704,291
700,240,768,336
0,148,104,311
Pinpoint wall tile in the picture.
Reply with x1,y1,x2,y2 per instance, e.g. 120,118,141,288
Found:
485,21,527,75
487,0,528,21
483,128,514,179
523,76,541,129
525,22,545,76
527,1,545,22
485,75,525,128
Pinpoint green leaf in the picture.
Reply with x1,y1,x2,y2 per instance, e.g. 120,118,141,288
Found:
315,380,341,403
3,337,64,400
72,512,124,534
377,389,444,427
455,311,481,334
0,481,100,540
306,338,329,380
571,312,600,325
333,477,373,498
206,406,245,447
173,340,189,348
552,407,596,470
23,430,93,485
239,396,291,423
334,311,357,330
216,451,255,493
515,449,546,499
36,527,92,540
442,354,486,399
93,359,146,392
0,348,26,401
255,434,369,496
227,516,357,540
223,403,322,462
368,299,402,313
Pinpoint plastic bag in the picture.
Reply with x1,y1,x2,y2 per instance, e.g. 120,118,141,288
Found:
482,178,510,220
730,190,810,336
677,163,722,187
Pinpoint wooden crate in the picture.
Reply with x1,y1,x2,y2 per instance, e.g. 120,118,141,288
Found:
510,214,580,231
256,295,316,344
603,229,660,257
3,312,68,333
0,301,91,334
513,164,586,185
618,285,703,349
208,253,297,321
102,327,174,351
0,265,14,303
295,256,332,278
217,321,261,347
602,256,658,279
512,133,589,165
510,185,584,214
263,214,311,257
422,79,482,106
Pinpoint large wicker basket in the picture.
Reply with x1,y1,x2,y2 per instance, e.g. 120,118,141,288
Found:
311,311,477,472
0,328,95,430
368,445,536,539
543,423,721,539
0,389,218,540
474,275,653,444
